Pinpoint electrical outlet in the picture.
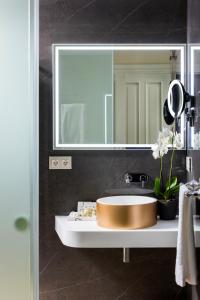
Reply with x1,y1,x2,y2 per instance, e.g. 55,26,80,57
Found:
49,156,72,169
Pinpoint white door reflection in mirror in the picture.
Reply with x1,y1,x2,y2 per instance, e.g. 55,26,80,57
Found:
115,64,170,144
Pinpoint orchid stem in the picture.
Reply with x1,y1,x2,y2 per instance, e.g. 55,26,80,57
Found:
168,127,175,199
160,156,163,191
169,148,174,182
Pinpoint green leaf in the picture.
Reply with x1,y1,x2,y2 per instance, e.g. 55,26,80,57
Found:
166,177,177,191
163,190,170,200
154,177,161,196
163,183,180,200
169,184,180,194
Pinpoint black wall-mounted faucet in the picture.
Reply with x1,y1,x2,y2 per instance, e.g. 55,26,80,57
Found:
124,173,149,188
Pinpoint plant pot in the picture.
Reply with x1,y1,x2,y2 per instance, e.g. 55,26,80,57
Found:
157,199,178,220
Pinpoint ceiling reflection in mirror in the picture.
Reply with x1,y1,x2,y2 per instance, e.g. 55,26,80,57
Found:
53,45,185,149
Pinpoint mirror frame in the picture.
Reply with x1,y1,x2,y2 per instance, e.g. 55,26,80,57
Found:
52,44,186,150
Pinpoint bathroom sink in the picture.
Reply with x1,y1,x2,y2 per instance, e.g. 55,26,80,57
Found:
96,196,157,229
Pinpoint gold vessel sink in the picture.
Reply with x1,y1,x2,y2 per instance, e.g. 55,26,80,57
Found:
96,196,157,229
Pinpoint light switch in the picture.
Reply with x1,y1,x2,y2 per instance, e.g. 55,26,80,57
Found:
49,156,72,169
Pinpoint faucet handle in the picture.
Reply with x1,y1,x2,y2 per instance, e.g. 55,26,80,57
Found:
139,174,149,188
139,174,149,182
124,173,133,184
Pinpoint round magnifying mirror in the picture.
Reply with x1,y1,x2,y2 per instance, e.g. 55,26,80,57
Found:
167,79,185,118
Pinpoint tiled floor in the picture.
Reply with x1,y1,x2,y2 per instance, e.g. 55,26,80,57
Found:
40,231,195,300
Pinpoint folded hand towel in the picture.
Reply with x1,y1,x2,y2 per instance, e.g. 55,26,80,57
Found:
175,184,197,287
61,103,85,144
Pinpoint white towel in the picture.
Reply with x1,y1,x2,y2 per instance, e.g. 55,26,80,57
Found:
61,103,84,144
175,184,198,287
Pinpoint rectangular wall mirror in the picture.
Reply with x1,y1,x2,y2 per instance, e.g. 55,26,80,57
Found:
53,44,185,149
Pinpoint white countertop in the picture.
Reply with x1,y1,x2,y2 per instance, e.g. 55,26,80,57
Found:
55,216,200,248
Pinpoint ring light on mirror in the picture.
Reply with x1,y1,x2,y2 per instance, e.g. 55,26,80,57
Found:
167,79,185,119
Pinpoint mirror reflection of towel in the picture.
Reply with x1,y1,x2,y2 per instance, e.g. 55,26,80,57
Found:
61,104,84,144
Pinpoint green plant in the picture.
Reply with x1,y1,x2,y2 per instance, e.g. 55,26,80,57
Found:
152,127,182,201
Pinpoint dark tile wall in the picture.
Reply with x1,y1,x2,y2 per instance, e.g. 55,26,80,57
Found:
40,1,188,299
187,0,200,220
187,0,200,179
187,0,200,44
186,2,200,297
188,73,200,181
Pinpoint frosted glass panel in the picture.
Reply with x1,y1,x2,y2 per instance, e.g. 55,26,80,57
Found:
0,0,35,299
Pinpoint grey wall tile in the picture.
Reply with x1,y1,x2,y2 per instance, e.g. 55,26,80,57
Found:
187,0,200,215
40,0,188,299
187,0,200,43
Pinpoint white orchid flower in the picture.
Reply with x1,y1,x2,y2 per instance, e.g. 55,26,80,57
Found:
161,127,173,139
152,127,183,159
152,127,172,159
152,126,180,201
151,144,160,159
173,133,182,149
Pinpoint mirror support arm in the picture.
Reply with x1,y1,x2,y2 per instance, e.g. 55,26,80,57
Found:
185,94,195,127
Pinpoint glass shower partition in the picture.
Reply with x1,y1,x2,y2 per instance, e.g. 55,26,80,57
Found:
0,0,38,299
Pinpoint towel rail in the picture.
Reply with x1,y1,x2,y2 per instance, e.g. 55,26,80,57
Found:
185,179,200,198
185,191,200,197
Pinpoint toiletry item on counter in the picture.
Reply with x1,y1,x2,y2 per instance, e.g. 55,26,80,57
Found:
68,204,96,221
80,207,96,217
68,210,96,221
175,184,197,287
77,201,96,212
